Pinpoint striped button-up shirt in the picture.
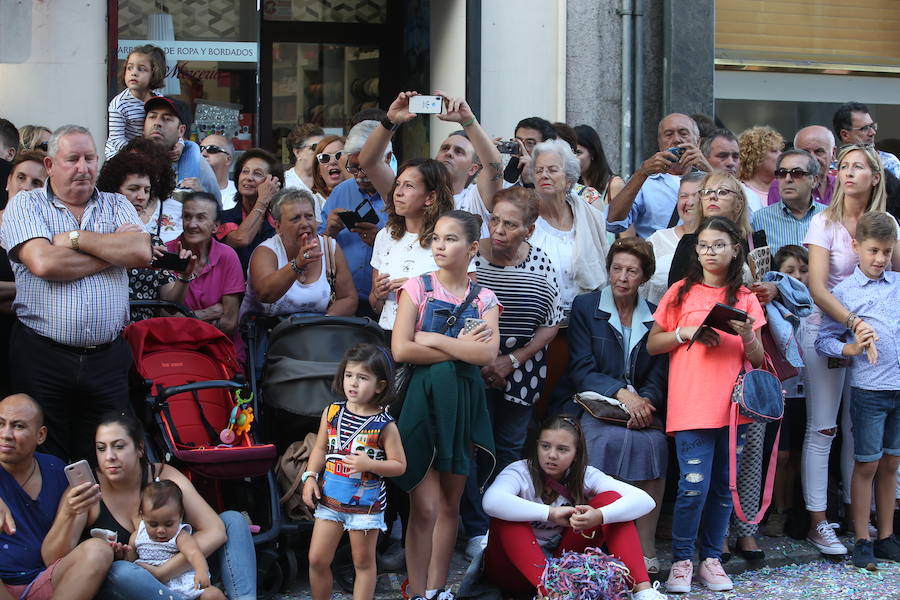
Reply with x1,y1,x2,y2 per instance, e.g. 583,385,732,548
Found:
750,199,824,255
816,268,900,391
1,183,143,347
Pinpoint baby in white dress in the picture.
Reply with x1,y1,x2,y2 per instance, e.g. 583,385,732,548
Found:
127,481,225,600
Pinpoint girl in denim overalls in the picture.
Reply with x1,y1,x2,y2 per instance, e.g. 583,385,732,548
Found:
392,211,501,600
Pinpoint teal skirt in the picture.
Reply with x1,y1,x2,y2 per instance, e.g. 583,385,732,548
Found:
393,361,496,492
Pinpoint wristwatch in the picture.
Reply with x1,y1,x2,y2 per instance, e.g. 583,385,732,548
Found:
508,352,521,369
301,471,319,484
380,117,401,133
68,230,81,251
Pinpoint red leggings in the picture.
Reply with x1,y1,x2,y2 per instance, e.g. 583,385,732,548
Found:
484,491,649,596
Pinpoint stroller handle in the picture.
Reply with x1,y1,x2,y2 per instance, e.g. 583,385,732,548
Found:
155,380,247,403
129,300,197,319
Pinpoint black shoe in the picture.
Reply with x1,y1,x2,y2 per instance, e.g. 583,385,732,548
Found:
874,534,900,562
852,538,878,570
736,537,765,561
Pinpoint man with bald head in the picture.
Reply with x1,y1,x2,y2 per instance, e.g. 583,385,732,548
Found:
0,394,113,600
200,134,236,210
607,113,712,238
767,125,836,206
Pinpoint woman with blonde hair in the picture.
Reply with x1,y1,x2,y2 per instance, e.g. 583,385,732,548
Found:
739,126,784,212
800,143,899,556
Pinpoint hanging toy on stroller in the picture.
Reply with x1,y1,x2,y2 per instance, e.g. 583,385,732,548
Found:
221,389,255,444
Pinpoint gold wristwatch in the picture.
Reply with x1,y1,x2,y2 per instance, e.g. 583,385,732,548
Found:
68,230,81,251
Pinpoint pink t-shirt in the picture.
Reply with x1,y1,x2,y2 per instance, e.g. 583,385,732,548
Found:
399,272,501,331
654,280,766,434
166,236,245,311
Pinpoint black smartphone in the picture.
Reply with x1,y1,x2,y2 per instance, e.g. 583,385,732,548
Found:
503,156,521,184
151,251,190,272
338,198,379,230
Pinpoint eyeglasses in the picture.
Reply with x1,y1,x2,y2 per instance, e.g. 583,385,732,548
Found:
200,145,229,155
774,167,810,179
316,152,343,164
698,188,737,199
34,142,48,152
695,242,734,255
294,143,316,151
346,164,365,176
847,122,877,134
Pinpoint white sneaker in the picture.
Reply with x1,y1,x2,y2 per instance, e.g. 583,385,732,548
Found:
806,520,848,555
632,580,669,599
435,589,455,600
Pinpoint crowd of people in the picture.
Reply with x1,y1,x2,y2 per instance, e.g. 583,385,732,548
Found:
0,41,898,600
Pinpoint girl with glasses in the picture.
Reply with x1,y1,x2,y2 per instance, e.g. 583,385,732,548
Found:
648,215,766,594
285,122,324,192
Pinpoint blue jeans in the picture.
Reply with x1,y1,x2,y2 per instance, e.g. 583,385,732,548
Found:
96,511,256,600
461,390,534,537
850,387,900,462
671,427,744,562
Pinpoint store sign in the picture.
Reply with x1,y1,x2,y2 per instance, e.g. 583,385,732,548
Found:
118,40,258,63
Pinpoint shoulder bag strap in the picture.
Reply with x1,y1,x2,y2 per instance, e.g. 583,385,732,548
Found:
323,236,336,303
544,475,575,504
438,282,482,335
666,203,680,229
729,361,781,525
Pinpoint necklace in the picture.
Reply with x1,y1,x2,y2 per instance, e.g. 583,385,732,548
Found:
20,458,37,488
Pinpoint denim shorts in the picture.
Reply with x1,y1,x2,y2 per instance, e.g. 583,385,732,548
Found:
314,504,387,532
849,387,900,462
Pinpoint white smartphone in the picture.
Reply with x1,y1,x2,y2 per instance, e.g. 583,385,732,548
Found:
64,459,97,488
408,95,444,114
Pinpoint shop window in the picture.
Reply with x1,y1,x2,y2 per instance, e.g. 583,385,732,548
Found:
263,0,387,23
112,0,259,149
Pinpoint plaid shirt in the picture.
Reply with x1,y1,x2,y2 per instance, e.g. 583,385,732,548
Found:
1,183,143,346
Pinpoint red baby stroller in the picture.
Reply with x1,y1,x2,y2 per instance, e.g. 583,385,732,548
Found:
124,314,293,593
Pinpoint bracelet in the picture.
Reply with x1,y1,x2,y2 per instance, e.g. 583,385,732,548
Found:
508,352,521,369
300,471,319,484
380,117,401,132
176,274,194,283
460,116,476,128
289,259,305,275
674,327,685,344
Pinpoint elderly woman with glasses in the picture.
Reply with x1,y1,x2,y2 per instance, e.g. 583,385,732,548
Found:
528,138,610,411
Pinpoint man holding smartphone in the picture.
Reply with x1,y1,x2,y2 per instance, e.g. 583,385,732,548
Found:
606,113,712,239
0,394,113,600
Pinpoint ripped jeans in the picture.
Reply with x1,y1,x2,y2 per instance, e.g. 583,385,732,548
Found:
671,426,745,562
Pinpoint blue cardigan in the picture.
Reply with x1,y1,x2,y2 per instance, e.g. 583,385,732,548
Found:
552,287,668,417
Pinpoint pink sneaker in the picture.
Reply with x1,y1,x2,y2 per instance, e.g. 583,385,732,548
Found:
665,559,693,593
697,557,733,591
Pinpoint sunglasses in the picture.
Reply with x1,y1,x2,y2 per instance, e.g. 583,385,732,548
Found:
34,142,48,152
698,188,737,199
200,144,230,155
774,168,810,179
317,152,343,164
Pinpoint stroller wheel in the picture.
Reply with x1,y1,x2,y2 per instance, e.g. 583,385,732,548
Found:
279,548,299,591
257,549,283,597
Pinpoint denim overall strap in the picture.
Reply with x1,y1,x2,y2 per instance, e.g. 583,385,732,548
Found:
420,274,482,335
